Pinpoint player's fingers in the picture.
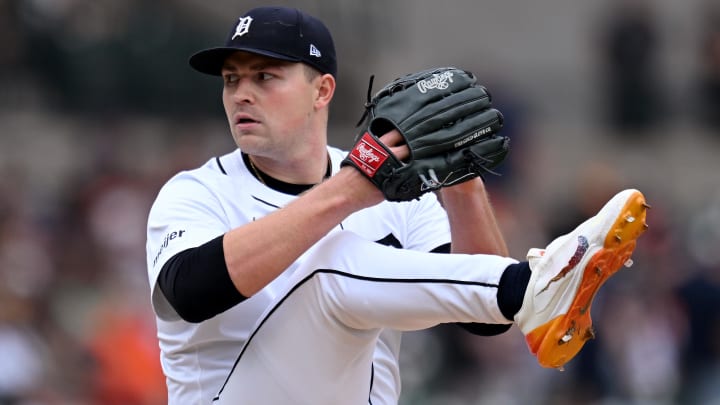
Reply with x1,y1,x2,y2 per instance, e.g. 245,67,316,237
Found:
379,129,404,147
390,145,410,161
379,130,410,161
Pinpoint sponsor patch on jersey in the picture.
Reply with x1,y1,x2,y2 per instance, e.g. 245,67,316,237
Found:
348,132,388,178
152,229,186,267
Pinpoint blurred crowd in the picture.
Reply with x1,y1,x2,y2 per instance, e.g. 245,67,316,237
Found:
0,0,719,404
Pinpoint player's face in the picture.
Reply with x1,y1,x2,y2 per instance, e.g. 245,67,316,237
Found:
221,52,324,158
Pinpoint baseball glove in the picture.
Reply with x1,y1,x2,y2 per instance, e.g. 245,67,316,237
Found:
341,67,509,202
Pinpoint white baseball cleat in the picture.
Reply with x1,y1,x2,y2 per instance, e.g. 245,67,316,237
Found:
514,189,650,369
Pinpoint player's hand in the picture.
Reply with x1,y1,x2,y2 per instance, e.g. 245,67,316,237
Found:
378,130,409,161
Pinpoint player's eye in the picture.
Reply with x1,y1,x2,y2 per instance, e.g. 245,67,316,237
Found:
258,72,275,81
223,73,239,86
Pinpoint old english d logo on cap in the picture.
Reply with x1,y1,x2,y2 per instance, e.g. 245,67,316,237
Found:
232,17,253,39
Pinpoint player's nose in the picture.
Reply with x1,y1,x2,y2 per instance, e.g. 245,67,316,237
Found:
229,81,256,105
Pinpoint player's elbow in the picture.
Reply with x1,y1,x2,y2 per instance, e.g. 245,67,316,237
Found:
157,239,247,323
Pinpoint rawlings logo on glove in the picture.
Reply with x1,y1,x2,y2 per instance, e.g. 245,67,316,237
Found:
347,133,389,177
416,70,455,93
341,66,510,202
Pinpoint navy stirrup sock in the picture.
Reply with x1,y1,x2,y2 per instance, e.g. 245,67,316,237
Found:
497,261,531,321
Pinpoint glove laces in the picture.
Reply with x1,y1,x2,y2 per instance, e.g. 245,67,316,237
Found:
463,148,503,177
355,75,376,127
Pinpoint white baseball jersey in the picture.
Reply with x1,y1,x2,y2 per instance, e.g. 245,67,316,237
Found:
146,146,454,405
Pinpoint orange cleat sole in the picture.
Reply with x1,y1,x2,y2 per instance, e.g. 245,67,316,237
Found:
525,190,649,369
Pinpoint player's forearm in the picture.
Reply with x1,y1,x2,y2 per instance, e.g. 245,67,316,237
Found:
224,168,383,296
439,178,508,256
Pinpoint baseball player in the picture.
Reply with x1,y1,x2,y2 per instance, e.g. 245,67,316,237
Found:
145,6,649,405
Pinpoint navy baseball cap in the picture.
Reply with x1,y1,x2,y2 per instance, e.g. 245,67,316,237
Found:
189,6,337,77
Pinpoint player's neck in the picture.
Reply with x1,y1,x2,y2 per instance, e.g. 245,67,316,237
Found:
243,152,331,194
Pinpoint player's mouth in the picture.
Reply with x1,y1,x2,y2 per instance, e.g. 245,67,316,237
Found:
234,113,260,128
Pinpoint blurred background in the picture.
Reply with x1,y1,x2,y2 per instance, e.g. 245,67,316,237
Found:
1,0,719,404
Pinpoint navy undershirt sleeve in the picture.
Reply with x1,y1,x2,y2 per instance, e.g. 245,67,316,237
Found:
157,235,246,323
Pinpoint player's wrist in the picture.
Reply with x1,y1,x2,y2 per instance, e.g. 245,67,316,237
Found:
332,167,385,208
439,176,486,196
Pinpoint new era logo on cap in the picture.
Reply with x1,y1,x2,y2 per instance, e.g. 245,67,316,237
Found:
188,6,337,77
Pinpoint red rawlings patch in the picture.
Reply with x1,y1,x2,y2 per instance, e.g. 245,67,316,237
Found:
348,132,389,178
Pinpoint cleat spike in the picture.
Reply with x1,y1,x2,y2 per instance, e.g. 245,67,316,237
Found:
615,235,622,242
584,327,596,340
642,202,652,209
625,215,635,223
643,223,649,230
624,259,634,268
558,324,576,345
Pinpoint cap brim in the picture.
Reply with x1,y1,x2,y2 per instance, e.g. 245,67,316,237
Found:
189,47,302,76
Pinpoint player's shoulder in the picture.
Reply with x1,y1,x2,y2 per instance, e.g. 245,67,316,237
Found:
168,150,240,183
153,150,241,203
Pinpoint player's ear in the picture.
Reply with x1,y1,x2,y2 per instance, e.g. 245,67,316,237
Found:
314,73,335,110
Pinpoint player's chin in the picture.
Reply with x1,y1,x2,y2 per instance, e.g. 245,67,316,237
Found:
232,133,266,152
